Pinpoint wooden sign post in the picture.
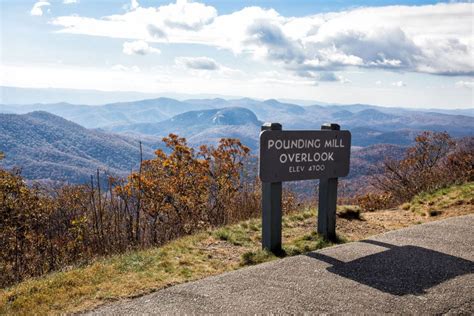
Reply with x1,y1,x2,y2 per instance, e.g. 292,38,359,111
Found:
317,123,341,241
261,123,283,254
259,123,351,253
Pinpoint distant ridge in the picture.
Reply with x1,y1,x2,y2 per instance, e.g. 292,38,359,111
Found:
110,107,262,149
0,86,243,106
2,96,473,148
2,86,471,117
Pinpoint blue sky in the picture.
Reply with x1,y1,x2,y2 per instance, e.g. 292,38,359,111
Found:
1,0,473,108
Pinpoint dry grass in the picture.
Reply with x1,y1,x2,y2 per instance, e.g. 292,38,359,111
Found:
1,182,472,315
338,182,474,240
0,209,332,315
337,205,362,220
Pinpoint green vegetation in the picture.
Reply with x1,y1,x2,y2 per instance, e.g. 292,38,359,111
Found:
214,226,253,246
407,182,473,216
283,232,332,256
241,250,277,266
336,205,362,220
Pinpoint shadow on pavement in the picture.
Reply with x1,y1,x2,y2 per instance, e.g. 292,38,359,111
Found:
306,240,474,296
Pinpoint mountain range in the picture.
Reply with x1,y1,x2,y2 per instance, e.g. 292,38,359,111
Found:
110,107,262,149
2,97,473,149
1,96,473,184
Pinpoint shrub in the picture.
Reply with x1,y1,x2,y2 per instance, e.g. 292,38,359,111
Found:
370,132,472,205
356,192,394,212
240,250,275,266
337,205,362,220
428,209,442,217
401,202,411,210
444,137,474,184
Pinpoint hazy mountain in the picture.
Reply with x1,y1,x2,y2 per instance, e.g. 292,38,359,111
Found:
350,143,407,176
184,98,230,108
0,109,262,184
110,107,262,149
0,110,410,187
0,86,243,106
2,97,473,149
0,86,164,105
0,98,209,129
421,108,473,117
321,103,474,118
0,111,161,183
225,98,309,126
1,106,470,185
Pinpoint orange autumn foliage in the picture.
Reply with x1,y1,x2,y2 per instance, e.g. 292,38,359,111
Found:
357,132,473,211
1,136,272,287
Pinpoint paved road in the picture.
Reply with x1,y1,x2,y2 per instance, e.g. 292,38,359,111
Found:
89,215,474,314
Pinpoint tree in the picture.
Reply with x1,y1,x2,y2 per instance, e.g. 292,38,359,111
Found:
0,134,259,287
374,131,457,203
117,134,251,241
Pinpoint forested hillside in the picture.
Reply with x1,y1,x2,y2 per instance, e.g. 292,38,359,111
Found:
0,111,161,183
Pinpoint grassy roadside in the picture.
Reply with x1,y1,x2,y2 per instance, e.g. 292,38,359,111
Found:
337,182,474,241
0,208,331,315
409,182,474,215
1,182,473,315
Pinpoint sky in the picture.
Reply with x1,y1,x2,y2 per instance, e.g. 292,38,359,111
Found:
1,0,473,109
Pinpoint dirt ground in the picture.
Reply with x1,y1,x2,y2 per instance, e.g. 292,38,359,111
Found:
337,204,474,241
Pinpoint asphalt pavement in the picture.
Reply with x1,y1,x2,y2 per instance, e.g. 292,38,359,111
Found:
88,215,474,314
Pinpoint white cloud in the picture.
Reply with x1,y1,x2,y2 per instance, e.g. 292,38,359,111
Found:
3,63,473,109
123,0,139,11
160,0,217,30
111,64,140,72
131,0,139,10
339,76,351,84
63,0,79,4
174,56,244,79
375,80,382,86
147,25,167,39
294,70,350,84
318,72,339,82
455,80,474,88
30,1,50,16
50,2,473,76
175,56,220,70
122,40,160,55
392,81,406,87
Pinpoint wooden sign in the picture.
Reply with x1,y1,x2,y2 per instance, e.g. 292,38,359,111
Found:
259,130,351,182
259,123,352,253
